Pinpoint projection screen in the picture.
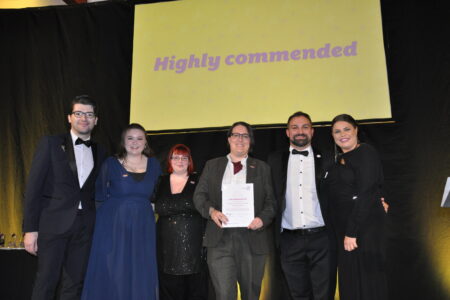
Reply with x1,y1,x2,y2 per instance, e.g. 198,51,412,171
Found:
131,0,391,132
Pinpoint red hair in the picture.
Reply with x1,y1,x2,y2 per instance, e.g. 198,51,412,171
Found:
166,144,195,174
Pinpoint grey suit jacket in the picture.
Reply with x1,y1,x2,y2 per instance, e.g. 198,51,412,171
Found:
194,156,276,254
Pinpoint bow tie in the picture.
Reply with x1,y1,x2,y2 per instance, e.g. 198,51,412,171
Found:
292,149,308,156
75,138,93,147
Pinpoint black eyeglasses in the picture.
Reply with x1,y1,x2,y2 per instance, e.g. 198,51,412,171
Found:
71,111,96,119
230,133,250,140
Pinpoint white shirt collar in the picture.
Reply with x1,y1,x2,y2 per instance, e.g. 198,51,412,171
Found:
226,154,248,165
70,130,91,145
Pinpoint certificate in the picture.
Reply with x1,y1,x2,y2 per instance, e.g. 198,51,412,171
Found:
222,183,254,228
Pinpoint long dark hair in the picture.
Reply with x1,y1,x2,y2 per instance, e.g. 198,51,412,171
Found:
116,123,153,159
331,114,358,129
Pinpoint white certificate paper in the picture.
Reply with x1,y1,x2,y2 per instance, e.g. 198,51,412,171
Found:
222,183,254,228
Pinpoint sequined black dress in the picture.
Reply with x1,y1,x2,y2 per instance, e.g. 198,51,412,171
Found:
154,174,207,300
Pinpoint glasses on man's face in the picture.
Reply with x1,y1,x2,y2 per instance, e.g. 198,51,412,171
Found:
72,111,96,119
230,133,250,140
171,155,189,162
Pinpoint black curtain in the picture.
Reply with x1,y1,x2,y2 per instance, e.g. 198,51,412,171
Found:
0,1,449,300
0,2,133,236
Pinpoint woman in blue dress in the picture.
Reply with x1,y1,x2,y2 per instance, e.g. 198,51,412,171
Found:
82,123,161,300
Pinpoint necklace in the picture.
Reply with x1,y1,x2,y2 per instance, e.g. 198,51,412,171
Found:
122,155,145,173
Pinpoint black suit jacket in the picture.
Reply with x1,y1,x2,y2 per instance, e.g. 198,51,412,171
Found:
23,133,106,235
267,147,333,246
193,156,276,255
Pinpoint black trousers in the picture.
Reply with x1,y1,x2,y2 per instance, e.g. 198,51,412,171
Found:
31,212,94,300
159,269,208,300
280,229,332,300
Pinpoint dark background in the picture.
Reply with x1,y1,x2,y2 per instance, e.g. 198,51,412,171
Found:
0,1,449,299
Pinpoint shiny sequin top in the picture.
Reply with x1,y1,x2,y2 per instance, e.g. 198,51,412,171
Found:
154,174,205,275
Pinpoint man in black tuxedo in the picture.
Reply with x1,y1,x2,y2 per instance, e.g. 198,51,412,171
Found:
194,121,276,300
267,111,335,300
22,95,106,300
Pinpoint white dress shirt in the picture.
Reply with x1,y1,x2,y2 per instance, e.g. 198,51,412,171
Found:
222,154,248,185
209,155,248,217
282,146,325,229
71,130,94,209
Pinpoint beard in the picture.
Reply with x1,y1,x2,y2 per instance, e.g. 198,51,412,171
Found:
290,134,310,148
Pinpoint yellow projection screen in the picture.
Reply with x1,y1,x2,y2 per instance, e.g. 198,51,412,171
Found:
131,0,391,132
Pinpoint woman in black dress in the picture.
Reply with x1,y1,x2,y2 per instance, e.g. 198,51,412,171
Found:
325,114,387,300
153,144,207,300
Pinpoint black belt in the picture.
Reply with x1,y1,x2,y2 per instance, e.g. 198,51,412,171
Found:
282,226,326,236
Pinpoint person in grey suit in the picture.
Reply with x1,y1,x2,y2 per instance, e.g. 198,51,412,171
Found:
194,121,276,300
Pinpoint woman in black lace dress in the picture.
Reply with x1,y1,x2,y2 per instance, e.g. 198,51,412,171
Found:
324,114,387,300
154,144,207,300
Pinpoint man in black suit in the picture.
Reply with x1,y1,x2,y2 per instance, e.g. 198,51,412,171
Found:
194,121,276,300
267,111,334,300
22,95,106,300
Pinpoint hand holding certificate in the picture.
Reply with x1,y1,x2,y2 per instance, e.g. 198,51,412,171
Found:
210,209,229,228
222,183,254,228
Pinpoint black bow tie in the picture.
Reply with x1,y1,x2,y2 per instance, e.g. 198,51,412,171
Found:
292,149,308,156
75,138,92,147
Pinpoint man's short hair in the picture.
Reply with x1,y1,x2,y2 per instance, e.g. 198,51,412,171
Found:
69,95,97,115
287,111,312,127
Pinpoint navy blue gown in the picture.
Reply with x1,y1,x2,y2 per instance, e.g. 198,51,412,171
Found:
82,156,161,300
